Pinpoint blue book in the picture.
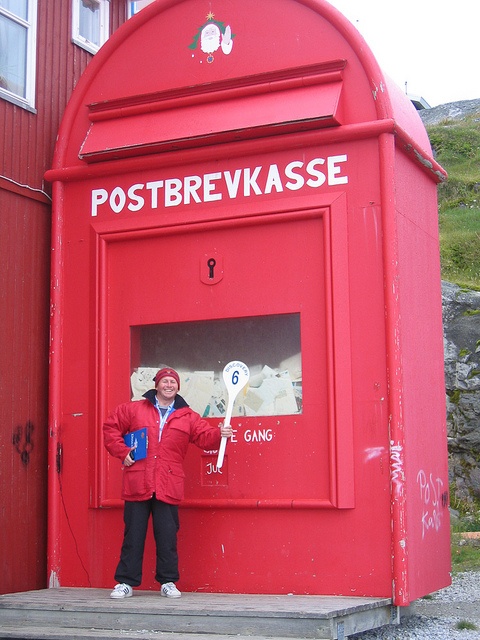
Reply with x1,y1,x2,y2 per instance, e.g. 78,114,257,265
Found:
124,427,148,460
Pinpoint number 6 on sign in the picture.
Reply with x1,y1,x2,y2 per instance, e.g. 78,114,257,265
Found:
216,361,250,469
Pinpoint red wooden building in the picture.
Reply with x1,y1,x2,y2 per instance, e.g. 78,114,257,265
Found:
0,0,141,596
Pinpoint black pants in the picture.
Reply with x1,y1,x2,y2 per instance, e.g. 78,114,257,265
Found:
114,497,180,587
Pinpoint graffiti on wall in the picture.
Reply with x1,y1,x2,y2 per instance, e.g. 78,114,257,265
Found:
390,442,405,497
390,442,448,539
417,469,448,539
12,421,34,466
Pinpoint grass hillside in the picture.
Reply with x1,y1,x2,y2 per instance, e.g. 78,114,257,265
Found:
426,113,480,290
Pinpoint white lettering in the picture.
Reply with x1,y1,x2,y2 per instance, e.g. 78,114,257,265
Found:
244,429,273,443
306,158,326,187
110,186,126,214
165,178,182,207
91,188,108,217
417,469,445,539
184,175,202,205
244,166,262,196
204,172,222,202
264,164,284,194
205,461,223,475
224,169,242,198
328,154,348,185
146,180,164,209
89,153,350,216
127,184,145,211
285,161,305,191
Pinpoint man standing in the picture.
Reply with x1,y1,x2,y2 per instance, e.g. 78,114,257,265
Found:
103,367,232,599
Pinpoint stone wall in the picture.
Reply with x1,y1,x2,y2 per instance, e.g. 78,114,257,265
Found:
442,281,480,506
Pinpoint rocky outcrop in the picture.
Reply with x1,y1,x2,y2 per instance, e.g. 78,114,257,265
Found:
442,281,480,506
418,99,480,126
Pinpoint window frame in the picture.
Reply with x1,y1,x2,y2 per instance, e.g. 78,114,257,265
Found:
0,0,38,111
72,0,110,55
127,0,154,19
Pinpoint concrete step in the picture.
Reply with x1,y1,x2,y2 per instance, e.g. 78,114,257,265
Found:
0,588,398,640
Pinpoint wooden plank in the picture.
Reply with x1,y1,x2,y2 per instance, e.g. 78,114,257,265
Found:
0,588,396,640
0,625,304,640
0,588,391,616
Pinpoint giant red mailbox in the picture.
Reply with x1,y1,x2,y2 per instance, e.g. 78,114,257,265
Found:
46,0,449,605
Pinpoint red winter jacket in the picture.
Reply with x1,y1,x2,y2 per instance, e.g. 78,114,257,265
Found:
103,389,221,504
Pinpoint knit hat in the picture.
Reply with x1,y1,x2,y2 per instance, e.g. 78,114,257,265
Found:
154,367,180,389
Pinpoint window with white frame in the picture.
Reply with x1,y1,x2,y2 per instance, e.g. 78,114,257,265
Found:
127,0,154,18
72,0,109,55
0,0,37,110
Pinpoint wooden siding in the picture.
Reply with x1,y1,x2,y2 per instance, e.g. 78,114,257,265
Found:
0,189,50,594
0,0,127,595
0,0,126,196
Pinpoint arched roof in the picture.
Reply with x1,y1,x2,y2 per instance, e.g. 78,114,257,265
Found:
51,0,433,172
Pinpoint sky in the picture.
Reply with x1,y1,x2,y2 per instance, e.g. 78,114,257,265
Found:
327,0,480,107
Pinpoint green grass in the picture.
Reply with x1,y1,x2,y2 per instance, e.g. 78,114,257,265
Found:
456,620,478,631
426,113,480,290
451,534,480,573
439,208,480,289
449,488,480,572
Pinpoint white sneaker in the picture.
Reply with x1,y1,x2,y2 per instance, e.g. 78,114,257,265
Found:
160,582,181,598
110,583,133,599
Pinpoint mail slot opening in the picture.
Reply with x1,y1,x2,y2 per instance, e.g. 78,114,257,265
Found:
130,313,302,418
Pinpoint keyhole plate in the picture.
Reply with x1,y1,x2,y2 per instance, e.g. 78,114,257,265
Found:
200,252,224,285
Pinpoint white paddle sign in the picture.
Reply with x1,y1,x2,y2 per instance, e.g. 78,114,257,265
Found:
216,360,250,469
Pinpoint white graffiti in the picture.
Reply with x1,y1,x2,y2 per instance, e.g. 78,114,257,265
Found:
390,442,405,496
417,469,445,539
